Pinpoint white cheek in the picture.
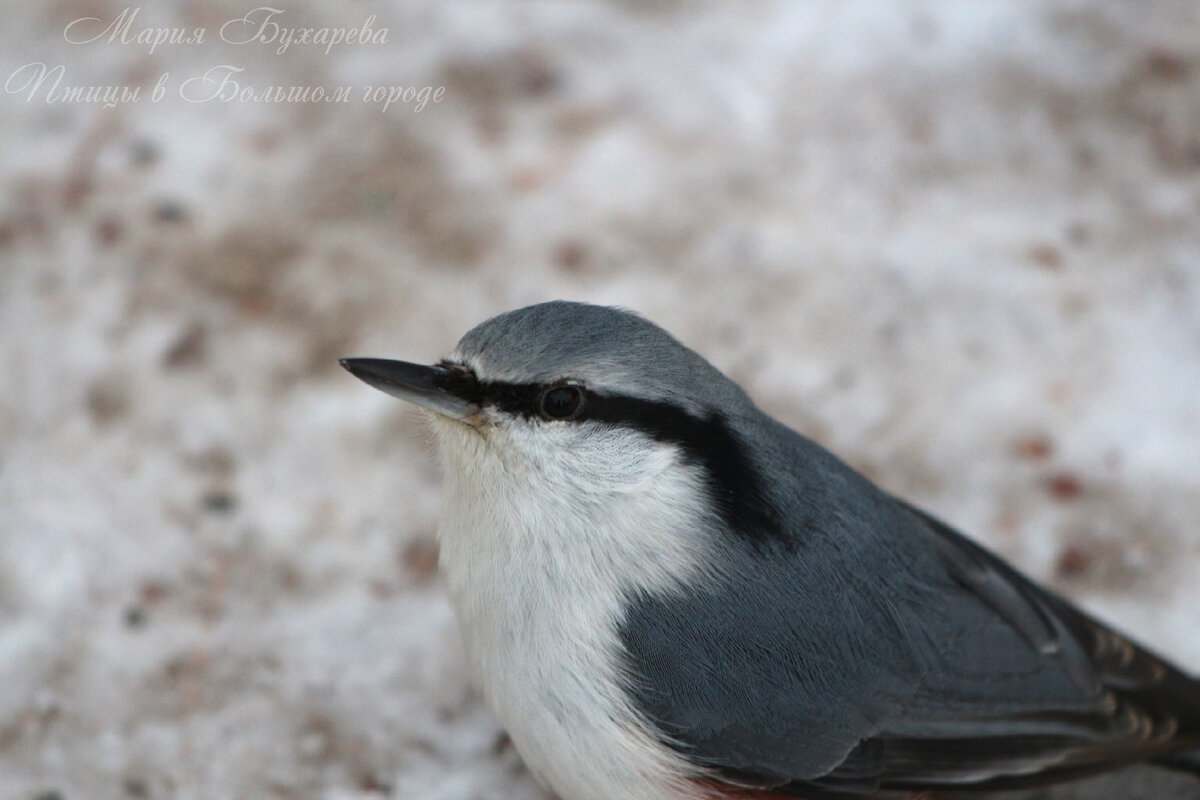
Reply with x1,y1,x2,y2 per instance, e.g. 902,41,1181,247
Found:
428,415,711,800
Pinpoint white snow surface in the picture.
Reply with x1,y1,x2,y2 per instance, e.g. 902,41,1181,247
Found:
2,1,1199,799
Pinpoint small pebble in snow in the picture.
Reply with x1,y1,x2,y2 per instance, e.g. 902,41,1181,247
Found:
1045,472,1083,501
1013,434,1053,461
1056,546,1094,578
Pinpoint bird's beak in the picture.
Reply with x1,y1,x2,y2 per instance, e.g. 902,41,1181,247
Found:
339,358,480,422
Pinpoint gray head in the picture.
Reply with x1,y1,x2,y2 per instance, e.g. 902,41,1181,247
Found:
453,301,751,412
341,301,777,541
341,301,753,424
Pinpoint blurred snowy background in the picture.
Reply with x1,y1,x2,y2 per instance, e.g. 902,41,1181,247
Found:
2,1,1200,799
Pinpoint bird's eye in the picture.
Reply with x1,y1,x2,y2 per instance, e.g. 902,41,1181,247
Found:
539,385,584,420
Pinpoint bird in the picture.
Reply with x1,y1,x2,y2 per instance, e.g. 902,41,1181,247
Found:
340,300,1200,800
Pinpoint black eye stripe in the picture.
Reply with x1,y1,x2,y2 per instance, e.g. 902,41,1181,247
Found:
432,367,539,413
433,371,785,545
585,394,785,545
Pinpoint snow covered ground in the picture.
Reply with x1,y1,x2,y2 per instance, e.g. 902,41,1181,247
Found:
2,1,1199,798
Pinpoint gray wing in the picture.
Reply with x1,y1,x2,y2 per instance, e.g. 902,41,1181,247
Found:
618,471,1200,796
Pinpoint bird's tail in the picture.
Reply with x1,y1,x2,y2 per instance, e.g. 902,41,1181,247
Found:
1154,749,1200,779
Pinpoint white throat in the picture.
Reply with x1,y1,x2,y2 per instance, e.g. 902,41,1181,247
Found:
431,414,713,800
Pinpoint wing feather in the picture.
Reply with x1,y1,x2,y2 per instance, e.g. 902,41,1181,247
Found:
618,477,1200,797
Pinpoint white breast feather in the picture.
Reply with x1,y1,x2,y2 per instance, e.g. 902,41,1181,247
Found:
431,412,715,800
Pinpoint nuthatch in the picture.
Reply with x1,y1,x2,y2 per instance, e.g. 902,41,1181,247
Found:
342,301,1200,800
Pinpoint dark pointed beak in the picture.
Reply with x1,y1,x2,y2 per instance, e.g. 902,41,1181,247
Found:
339,358,480,422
